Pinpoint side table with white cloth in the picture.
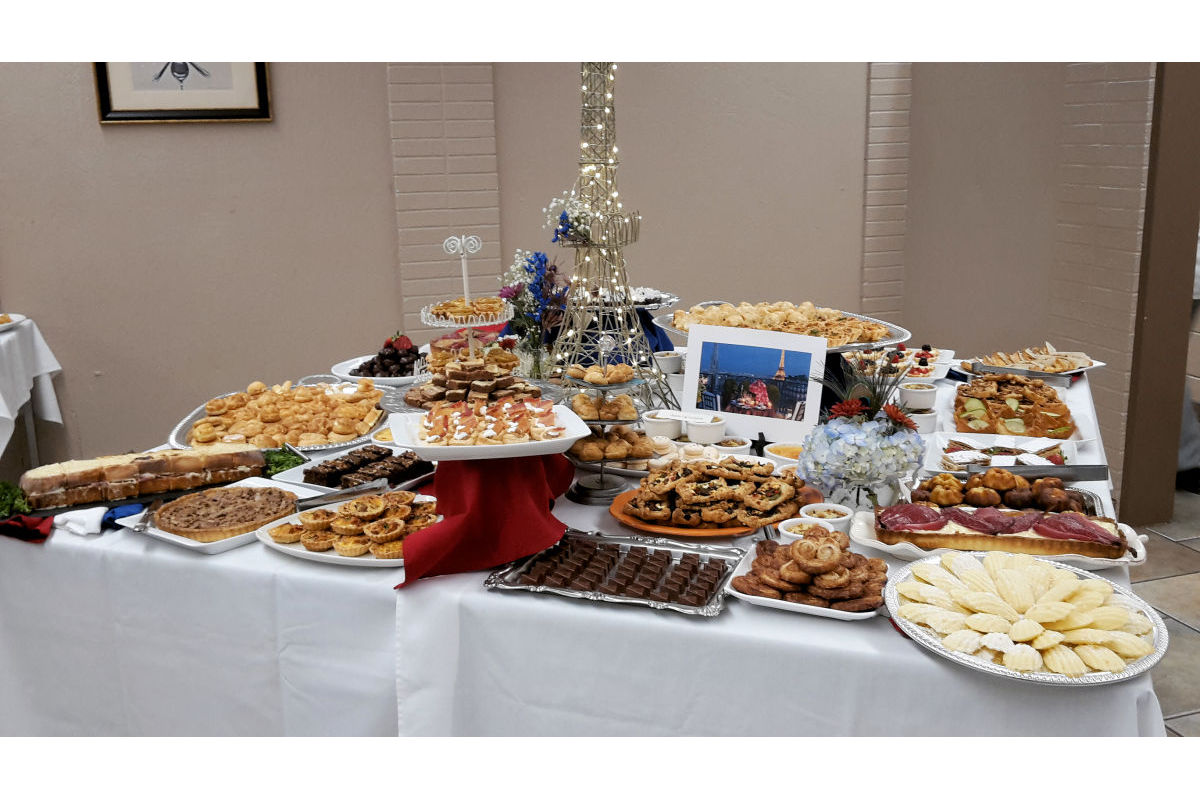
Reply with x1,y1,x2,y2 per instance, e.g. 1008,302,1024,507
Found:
0,316,62,466
394,374,1165,736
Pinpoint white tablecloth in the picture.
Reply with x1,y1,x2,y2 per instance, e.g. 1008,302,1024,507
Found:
0,529,401,735
0,317,62,454
394,373,1164,736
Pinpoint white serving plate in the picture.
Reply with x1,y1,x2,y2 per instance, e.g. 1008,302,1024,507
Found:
921,431,1079,475
886,552,1167,686
724,529,885,621
0,312,27,332
956,358,1107,378
938,401,1094,443
114,477,326,554
330,355,427,387
848,510,1147,569
254,493,437,567
390,404,592,461
268,443,435,493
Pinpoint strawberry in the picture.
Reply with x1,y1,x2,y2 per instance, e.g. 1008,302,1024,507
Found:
395,334,414,351
384,336,394,349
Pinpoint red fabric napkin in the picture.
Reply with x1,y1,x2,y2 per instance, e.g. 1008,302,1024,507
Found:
396,453,575,586
0,514,53,544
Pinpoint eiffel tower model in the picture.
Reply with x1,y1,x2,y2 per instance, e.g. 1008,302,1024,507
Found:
547,62,679,411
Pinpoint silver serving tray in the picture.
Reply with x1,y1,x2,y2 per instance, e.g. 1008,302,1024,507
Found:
485,529,746,617
574,289,681,312
885,553,1169,686
652,301,911,353
168,376,396,453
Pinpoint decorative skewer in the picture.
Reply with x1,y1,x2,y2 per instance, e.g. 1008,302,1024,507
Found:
444,234,483,360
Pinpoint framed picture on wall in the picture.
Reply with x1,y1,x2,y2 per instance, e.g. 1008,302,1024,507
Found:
681,324,827,442
93,63,271,123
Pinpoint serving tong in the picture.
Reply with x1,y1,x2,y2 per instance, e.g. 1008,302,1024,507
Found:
294,478,391,511
966,361,1075,388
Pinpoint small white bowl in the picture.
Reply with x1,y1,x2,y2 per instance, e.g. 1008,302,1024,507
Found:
653,350,682,375
684,413,726,444
908,410,938,435
797,502,854,534
666,372,685,397
642,410,682,439
710,437,751,455
898,381,938,409
764,442,804,469
777,517,835,540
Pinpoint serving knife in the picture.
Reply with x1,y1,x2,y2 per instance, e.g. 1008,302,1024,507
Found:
965,463,1109,482
133,499,166,532
294,478,391,511
966,362,1075,388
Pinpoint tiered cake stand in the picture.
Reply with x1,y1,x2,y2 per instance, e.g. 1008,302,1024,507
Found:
563,378,645,505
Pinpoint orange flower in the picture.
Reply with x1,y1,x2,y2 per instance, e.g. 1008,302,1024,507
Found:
883,404,917,430
829,399,867,420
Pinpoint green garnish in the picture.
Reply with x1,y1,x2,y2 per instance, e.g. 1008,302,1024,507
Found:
263,449,305,477
0,481,32,518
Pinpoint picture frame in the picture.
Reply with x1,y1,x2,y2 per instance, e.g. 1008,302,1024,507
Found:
681,324,827,442
93,62,271,124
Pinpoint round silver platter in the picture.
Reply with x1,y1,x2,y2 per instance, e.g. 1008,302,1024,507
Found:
652,301,912,354
168,375,397,453
575,289,681,312
885,552,1169,687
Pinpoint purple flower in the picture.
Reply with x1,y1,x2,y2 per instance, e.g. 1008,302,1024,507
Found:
499,283,524,300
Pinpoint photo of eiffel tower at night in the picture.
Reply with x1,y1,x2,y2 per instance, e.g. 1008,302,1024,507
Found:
696,342,812,420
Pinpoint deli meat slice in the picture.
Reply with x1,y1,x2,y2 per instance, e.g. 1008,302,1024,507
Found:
943,506,1010,534
1004,511,1044,533
1033,512,1122,545
879,503,946,531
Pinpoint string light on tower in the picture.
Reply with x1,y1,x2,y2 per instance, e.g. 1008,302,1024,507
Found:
544,62,678,410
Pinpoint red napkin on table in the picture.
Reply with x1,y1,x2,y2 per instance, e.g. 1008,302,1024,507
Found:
396,453,575,586
0,514,53,544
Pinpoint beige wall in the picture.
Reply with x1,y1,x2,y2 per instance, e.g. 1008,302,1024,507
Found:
904,63,1065,354
0,63,399,479
494,63,870,319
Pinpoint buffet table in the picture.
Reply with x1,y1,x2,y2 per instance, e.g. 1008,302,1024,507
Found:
0,316,62,462
0,374,1165,736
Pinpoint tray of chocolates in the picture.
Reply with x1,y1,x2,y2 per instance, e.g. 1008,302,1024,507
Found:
269,443,435,492
484,529,745,617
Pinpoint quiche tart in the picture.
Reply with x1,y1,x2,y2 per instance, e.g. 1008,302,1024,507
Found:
154,486,297,543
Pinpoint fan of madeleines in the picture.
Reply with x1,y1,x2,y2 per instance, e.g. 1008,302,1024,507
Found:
890,552,1161,682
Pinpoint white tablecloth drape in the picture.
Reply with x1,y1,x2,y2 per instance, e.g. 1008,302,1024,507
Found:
394,500,1164,737
0,318,62,454
0,530,401,736
393,375,1164,736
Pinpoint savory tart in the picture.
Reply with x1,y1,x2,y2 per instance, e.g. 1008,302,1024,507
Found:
154,486,297,543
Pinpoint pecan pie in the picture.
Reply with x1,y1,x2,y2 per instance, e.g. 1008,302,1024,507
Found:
155,486,297,542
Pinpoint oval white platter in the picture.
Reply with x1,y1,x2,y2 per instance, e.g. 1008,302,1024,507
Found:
0,312,28,332
886,552,1167,686
848,511,1147,569
330,355,428,387
254,493,437,567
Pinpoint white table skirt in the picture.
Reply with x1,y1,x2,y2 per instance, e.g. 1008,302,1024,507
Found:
394,373,1163,736
0,529,401,736
0,317,62,454
394,498,1164,736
